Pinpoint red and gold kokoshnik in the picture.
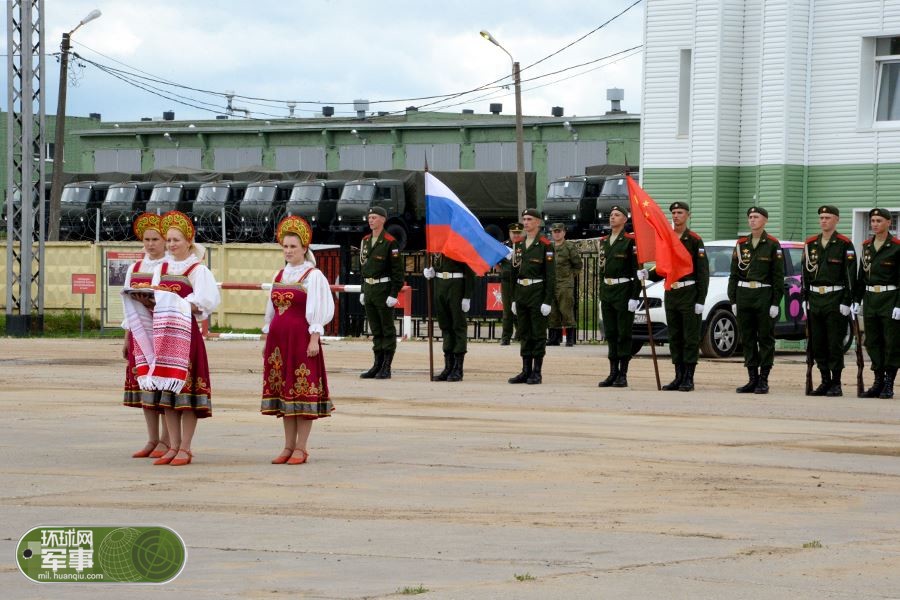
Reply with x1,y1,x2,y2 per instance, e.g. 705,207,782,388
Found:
276,215,312,246
160,210,195,241
132,212,162,239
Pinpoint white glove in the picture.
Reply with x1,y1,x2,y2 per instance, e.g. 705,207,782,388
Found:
850,302,860,317
769,305,779,319
461,298,471,313
839,304,851,317
694,303,704,315
359,293,365,305
802,300,809,313
511,302,517,316
893,307,900,320
423,267,435,279
386,296,398,308
540,303,551,317
636,268,649,281
731,304,737,316
627,299,640,312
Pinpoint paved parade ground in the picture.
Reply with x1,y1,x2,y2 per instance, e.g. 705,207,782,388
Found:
3,337,900,599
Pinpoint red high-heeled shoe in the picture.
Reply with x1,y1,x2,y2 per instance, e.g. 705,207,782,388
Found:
286,449,308,465
271,448,293,464
132,442,157,459
170,448,193,467
153,448,178,465
149,442,170,459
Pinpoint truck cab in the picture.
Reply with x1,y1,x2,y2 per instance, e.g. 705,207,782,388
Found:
192,181,248,242
592,175,630,235
286,179,347,243
100,181,156,240
237,180,297,242
542,175,605,237
332,178,411,248
145,181,202,217
59,181,113,240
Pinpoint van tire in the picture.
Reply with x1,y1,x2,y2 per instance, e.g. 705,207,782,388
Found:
700,307,738,358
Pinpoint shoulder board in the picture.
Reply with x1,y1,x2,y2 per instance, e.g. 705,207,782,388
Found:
688,230,703,241
766,234,780,243
362,233,372,240
863,238,872,245
383,232,396,242
737,236,748,243
805,234,818,243
835,233,852,244
624,232,636,239
539,236,552,246
893,237,900,245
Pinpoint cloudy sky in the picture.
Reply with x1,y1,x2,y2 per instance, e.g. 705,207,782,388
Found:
8,0,645,123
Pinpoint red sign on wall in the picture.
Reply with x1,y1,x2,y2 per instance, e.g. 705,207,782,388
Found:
486,282,503,311
72,274,97,295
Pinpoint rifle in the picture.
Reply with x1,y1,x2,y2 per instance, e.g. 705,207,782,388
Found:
804,316,813,395
851,314,864,397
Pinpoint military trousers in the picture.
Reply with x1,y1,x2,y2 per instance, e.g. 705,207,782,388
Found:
549,284,576,328
808,306,847,371
435,280,467,355
735,304,775,368
501,277,517,342
516,287,548,358
665,301,701,365
862,311,900,371
363,282,397,353
601,302,635,361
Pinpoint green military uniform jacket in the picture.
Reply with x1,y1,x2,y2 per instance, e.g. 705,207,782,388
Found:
597,231,640,308
727,231,785,309
500,240,516,285
802,232,857,311
650,228,710,308
855,235,900,317
553,239,582,287
512,235,555,306
360,231,404,298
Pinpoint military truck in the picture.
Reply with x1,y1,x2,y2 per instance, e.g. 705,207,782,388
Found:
145,181,202,217
59,181,114,240
191,180,248,243
331,169,534,250
285,179,347,243
236,180,297,242
100,181,156,240
541,175,606,238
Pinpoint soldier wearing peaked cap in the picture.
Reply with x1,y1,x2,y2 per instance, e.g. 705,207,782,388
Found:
802,205,857,397
499,223,524,345
547,222,582,347
728,206,784,394
854,207,900,398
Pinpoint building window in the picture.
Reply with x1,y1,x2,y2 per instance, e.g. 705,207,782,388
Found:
678,49,692,136
875,37,900,121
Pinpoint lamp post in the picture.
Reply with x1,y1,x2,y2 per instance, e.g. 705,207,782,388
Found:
48,9,101,241
480,30,526,216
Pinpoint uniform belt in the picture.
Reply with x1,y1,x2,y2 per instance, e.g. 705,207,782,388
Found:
809,285,844,294
364,277,390,284
670,280,695,289
436,272,464,279
737,280,771,289
866,284,898,293
604,277,633,285
517,278,544,286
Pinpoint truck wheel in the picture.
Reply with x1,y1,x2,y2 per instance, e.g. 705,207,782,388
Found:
484,223,504,242
386,223,407,251
699,307,738,358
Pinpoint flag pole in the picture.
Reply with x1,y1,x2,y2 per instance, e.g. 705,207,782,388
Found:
424,162,435,381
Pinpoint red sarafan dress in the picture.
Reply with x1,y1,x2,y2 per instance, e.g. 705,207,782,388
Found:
122,256,165,408
149,256,220,417
261,262,335,418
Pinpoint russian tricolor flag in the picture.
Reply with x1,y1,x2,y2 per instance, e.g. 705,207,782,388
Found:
425,172,510,276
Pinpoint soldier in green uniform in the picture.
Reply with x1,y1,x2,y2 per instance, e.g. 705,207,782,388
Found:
547,223,582,347
423,253,476,382
507,209,555,385
499,223,524,345
358,207,404,379
597,205,641,388
854,208,900,398
802,205,858,397
728,206,784,394
637,201,709,391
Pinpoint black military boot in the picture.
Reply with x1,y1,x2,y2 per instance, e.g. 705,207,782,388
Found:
508,356,532,384
662,363,684,391
500,337,510,346
433,352,453,381
678,363,696,392
754,366,771,394
598,358,619,387
374,351,394,379
565,327,576,347
809,368,831,396
736,367,758,393
879,368,897,399
547,329,561,346
826,369,843,397
447,353,465,382
613,358,629,387
360,352,383,379
526,357,543,384
863,370,885,398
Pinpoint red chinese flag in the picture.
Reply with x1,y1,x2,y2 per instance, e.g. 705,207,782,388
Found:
626,175,693,290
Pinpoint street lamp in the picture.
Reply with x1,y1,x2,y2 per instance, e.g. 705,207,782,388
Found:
480,30,526,216
48,9,102,241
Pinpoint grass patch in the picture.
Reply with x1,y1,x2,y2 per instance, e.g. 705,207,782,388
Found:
514,573,536,581
397,584,429,595
802,540,823,549
1,310,123,338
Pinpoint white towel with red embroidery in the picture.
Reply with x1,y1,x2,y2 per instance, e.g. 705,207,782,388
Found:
122,289,192,393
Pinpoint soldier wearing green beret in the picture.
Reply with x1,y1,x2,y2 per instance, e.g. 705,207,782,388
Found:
547,223,582,347
359,206,404,379
728,206,784,394
854,208,900,398
802,205,858,396
499,223,524,345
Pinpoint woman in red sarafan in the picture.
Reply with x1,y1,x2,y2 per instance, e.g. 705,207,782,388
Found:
121,212,170,459
262,216,335,465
